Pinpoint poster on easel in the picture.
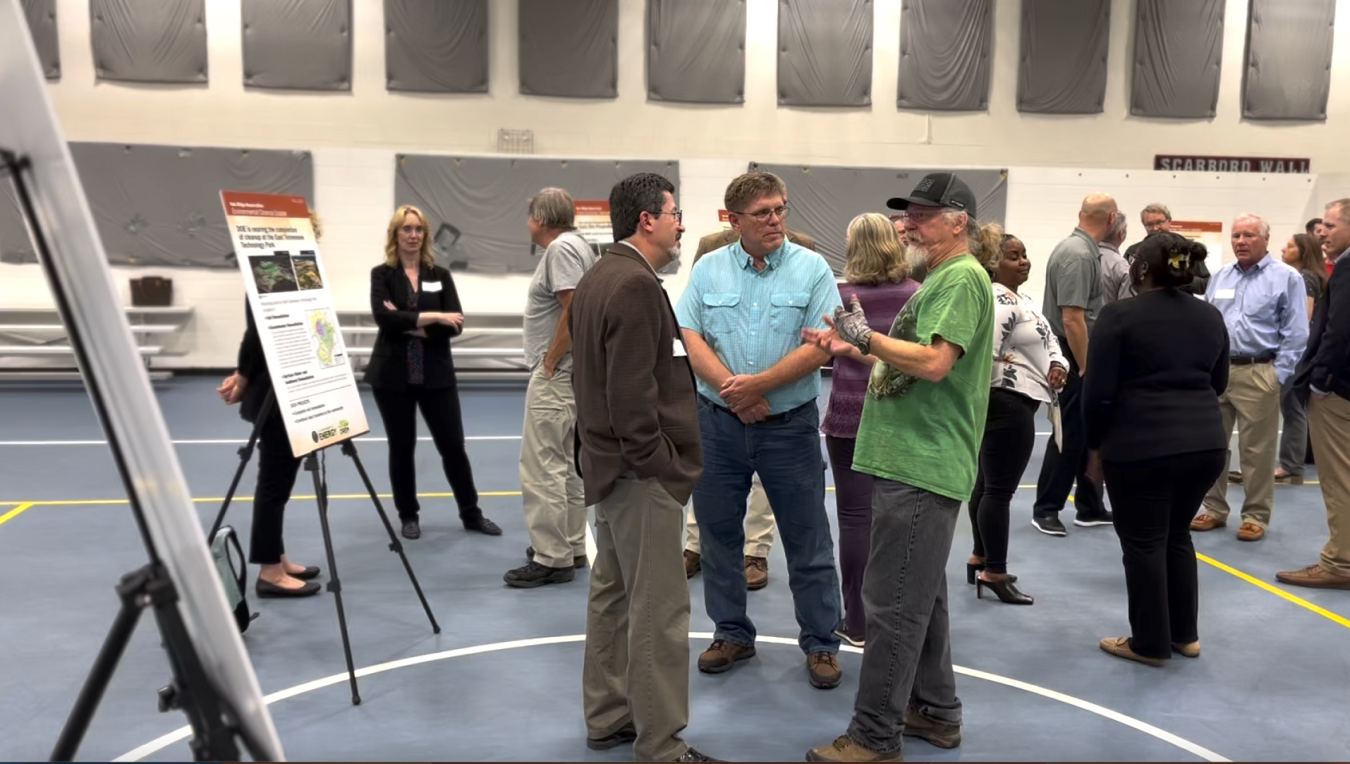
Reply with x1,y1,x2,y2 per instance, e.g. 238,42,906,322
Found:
1171,221,1227,266
220,190,369,457
718,209,732,231
574,200,612,246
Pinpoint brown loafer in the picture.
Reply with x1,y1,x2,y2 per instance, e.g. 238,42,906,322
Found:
744,555,768,590
1273,470,1305,485
1190,514,1226,532
1171,641,1200,658
1275,563,1350,589
1237,522,1265,541
683,549,701,578
1226,470,1244,484
1099,637,1164,667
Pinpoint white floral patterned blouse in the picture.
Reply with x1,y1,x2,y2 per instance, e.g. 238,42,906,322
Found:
990,282,1067,404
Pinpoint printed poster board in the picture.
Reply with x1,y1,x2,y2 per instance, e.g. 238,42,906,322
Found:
1171,221,1228,266
718,209,732,231
574,200,612,245
221,190,369,457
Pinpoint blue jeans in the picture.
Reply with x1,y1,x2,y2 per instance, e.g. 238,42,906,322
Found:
693,397,841,655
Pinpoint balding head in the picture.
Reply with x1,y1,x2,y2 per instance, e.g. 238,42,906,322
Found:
1078,192,1118,242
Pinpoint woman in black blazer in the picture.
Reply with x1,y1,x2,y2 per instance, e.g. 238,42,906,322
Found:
366,204,501,540
1083,232,1229,667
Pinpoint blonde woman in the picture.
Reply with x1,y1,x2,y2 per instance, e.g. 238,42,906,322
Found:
365,204,500,540
821,212,920,647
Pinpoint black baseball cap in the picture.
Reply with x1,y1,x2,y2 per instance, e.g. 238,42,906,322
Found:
886,172,977,217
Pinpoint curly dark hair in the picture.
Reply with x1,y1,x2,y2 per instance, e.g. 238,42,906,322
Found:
1132,231,1207,289
609,172,676,242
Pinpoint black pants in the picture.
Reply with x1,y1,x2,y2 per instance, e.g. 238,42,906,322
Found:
372,384,481,522
1033,342,1105,519
1103,449,1225,659
249,408,302,565
825,435,873,637
969,389,1039,574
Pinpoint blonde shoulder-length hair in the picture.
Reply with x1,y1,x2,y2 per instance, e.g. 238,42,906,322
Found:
843,212,909,285
384,204,436,268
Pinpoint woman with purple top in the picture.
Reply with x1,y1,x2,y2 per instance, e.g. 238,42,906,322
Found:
822,213,920,647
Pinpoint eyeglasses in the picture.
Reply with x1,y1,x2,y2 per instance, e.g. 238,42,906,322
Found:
904,208,947,223
649,209,683,223
399,225,425,234
737,205,790,222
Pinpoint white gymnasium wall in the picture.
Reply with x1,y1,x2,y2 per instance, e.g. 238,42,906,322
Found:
5,0,1350,367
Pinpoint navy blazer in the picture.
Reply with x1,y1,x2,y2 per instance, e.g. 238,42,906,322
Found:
363,263,464,391
1295,253,1350,402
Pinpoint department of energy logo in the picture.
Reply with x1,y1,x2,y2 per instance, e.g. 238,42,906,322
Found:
312,425,338,443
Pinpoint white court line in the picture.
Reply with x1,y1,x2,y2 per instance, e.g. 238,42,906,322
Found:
114,633,1228,763
0,433,1060,446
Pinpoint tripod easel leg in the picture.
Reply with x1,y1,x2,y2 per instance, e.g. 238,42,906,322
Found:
306,452,361,706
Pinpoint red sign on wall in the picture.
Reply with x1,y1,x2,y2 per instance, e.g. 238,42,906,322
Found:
1154,155,1310,173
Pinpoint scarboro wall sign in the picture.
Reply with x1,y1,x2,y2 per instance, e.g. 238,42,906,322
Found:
1154,155,1311,173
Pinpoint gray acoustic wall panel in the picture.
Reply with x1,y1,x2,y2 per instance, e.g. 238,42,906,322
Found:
778,0,873,107
90,0,206,84
748,163,1007,274
0,143,313,267
1017,0,1109,114
897,0,993,111
243,0,351,91
648,0,745,104
0,184,34,264
1243,0,1335,121
21,0,60,80
519,0,617,98
386,0,488,93
1131,0,1224,118
395,155,679,273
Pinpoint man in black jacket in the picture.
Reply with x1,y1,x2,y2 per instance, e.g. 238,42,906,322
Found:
1279,199,1350,590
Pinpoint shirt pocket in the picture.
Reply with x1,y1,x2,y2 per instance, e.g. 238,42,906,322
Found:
702,293,741,335
769,291,811,333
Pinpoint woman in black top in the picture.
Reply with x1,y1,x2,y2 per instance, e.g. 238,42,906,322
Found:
366,204,501,540
1275,233,1329,483
1083,233,1229,667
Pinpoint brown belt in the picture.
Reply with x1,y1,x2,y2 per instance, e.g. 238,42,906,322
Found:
1230,355,1274,366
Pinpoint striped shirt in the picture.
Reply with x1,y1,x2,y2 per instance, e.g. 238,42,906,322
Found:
675,239,839,414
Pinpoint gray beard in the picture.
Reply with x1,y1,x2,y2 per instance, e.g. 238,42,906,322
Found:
658,246,682,274
905,246,929,271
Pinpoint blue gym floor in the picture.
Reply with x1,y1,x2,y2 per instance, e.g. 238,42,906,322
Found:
0,376,1347,762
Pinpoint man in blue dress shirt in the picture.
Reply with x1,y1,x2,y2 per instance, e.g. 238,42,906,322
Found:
675,171,844,690
1192,214,1309,542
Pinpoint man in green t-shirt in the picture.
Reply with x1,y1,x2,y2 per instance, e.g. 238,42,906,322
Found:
802,173,994,763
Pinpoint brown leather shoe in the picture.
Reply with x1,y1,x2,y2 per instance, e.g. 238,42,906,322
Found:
806,735,903,762
684,550,701,578
1275,563,1350,589
1190,514,1226,532
697,639,755,673
903,705,961,748
1227,470,1243,484
744,555,768,590
1237,522,1265,541
1099,637,1164,667
807,651,841,689
1273,469,1305,485
1171,641,1201,658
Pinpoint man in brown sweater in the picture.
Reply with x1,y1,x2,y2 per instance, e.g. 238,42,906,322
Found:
569,172,715,763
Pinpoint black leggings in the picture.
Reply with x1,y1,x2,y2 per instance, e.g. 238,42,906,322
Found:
249,408,302,565
969,388,1040,574
372,384,481,522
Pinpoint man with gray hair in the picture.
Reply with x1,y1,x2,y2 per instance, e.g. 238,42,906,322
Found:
1099,211,1132,303
1192,213,1308,543
1125,203,1208,294
505,187,599,588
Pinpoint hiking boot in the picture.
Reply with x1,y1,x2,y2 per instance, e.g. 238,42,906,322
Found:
697,639,755,673
807,735,903,762
503,560,574,588
526,546,587,569
807,651,841,689
903,706,961,749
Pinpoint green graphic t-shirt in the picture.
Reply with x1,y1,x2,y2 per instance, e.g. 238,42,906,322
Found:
853,253,994,501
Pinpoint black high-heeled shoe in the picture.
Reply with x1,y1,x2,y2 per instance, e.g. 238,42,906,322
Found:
976,575,1034,605
967,562,1018,585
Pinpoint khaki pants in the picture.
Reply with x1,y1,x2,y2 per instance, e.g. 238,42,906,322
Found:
684,473,775,558
1308,393,1350,576
519,368,586,568
1202,363,1280,528
583,476,691,762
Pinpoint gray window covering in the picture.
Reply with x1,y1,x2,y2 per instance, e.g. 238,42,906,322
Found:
748,163,1007,274
778,0,872,107
394,155,679,273
243,0,352,91
1017,0,1109,114
90,0,207,84
647,0,745,104
897,0,992,111
385,0,488,93
519,0,616,98
1,143,313,267
1131,0,1224,118
1242,0,1335,121
21,0,59,80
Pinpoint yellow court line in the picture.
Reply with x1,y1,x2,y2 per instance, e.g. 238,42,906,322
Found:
1197,552,1350,630
0,502,35,527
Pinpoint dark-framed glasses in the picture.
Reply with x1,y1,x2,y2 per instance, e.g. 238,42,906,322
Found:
738,205,790,222
649,209,683,223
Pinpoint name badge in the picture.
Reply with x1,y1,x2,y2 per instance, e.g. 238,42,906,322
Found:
423,281,443,293
673,339,688,357
1213,287,1236,300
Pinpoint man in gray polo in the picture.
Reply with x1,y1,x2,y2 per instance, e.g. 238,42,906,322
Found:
1032,193,1117,537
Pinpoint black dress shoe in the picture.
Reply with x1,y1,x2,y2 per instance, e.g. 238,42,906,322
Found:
526,545,587,568
401,519,421,540
255,578,321,598
462,514,502,536
586,723,637,751
290,565,321,581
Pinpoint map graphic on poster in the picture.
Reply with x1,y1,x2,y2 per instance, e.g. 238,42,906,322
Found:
221,191,369,457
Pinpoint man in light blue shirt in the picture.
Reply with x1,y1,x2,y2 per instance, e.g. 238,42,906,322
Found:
1193,213,1309,541
675,170,844,690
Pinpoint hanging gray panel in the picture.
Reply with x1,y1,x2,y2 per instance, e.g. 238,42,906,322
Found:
778,0,873,107
395,155,679,273
748,163,1007,274
1243,0,1335,121
385,0,488,93
1131,0,1223,118
1017,0,1109,114
0,183,35,264
243,0,351,91
897,0,992,111
648,0,745,104
519,0,616,98
90,0,207,84
21,0,60,80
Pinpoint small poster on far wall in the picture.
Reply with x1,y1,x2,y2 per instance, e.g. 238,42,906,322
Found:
574,200,612,246
718,209,732,232
1170,220,1229,266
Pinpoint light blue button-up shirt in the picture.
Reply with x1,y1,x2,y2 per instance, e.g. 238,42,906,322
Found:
1204,253,1309,383
675,239,839,414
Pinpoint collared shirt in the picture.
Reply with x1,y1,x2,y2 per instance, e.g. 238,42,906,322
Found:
1205,253,1309,383
1041,227,1104,337
1098,242,1132,303
675,239,838,414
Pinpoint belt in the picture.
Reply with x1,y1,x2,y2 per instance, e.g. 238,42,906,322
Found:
1230,355,1275,366
701,395,792,423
